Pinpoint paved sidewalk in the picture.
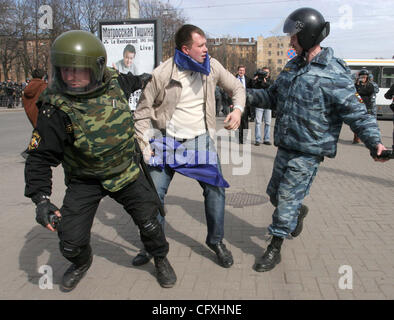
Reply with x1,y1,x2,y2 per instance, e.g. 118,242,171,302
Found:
0,113,393,300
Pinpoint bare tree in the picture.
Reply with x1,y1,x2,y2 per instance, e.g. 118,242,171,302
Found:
2,0,187,81
0,0,21,80
140,0,187,60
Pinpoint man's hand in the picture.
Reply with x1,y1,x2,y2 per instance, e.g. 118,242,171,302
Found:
373,143,389,162
36,199,61,232
224,108,242,130
142,144,155,163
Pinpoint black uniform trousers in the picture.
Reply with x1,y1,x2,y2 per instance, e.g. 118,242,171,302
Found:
57,172,169,266
238,105,250,143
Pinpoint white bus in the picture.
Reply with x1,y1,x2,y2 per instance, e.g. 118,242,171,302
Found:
344,59,394,120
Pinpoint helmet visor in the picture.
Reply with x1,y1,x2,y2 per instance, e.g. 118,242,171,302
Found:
283,17,304,36
51,51,99,70
51,51,104,95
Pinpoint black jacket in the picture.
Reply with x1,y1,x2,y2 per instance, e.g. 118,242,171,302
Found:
385,83,394,112
355,81,374,111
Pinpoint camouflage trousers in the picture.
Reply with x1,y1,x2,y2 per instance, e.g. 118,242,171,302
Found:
266,148,323,238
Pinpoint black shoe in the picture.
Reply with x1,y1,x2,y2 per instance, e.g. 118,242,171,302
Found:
291,205,309,237
207,242,234,268
254,142,261,146
132,249,152,266
61,254,93,292
263,141,272,145
154,257,177,288
254,245,281,272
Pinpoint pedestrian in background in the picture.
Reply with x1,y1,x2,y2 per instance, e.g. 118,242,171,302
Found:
250,67,273,146
22,69,47,128
353,69,375,143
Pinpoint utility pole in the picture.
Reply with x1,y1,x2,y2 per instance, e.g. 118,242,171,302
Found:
127,0,140,19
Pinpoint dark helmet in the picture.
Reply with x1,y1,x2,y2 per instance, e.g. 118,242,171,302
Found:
358,69,369,76
50,30,107,96
283,7,330,51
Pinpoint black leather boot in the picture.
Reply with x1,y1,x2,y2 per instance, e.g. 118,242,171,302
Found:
154,256,177,288
61,254,93,292
291,205,309,237
254,236,283,272
207,241,234,268
132,249,152,266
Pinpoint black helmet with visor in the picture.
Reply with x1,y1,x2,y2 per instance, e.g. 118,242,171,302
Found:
283,7,330,51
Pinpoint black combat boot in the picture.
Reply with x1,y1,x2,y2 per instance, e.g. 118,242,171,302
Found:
291,204,309,237
207,241,234,268
61,254,93,292
154,256,177,288
254,236,283,272
132,249,152,266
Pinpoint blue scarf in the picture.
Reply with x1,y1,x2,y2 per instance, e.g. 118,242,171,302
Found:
174,49,211,75
148,137,229,188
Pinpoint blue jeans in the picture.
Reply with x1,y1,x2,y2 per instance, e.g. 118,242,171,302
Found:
148,133,226,246
255,107,271,143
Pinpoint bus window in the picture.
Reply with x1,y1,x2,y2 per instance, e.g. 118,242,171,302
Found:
381,67,394,88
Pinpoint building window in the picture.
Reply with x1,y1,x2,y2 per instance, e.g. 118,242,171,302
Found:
268,51,271,56
269,43,272,48
268,59,272,64
278,59,282,64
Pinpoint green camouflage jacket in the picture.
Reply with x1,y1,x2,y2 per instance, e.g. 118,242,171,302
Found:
41,69,140,192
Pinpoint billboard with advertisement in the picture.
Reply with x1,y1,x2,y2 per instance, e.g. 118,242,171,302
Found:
98,19,162,110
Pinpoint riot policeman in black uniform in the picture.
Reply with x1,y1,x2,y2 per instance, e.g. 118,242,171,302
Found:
24,30,177,291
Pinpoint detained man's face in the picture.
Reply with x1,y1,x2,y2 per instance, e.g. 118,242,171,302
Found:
123,51,135,67
238,67,246,77
182,32,208,64
290,34,303,56
60,67,91,88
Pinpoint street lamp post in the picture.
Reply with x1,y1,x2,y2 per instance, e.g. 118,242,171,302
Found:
127,0,140,19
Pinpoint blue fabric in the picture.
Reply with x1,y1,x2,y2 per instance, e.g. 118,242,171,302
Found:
174,49,211,75
148,136,229,188
267,47,382,158
266,148,322,238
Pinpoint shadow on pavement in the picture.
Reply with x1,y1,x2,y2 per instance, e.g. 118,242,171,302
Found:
18,197,160,287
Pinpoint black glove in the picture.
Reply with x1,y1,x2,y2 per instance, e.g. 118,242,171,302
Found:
370,149,393,160
117,72,152,100
139,73,152,89
34,196,60,229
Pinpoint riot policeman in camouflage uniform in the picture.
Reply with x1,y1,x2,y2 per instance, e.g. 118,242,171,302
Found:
24,30,177,291
254,8,388,272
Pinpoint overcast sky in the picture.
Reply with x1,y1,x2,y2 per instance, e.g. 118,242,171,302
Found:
167,0,394,59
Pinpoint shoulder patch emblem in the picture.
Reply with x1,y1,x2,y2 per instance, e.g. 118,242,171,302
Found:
65,123,73,134
41,106,55,118
355,92,364,103
28,130,41,150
